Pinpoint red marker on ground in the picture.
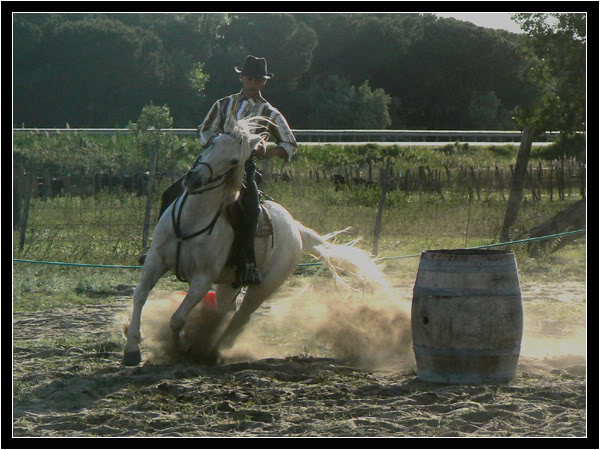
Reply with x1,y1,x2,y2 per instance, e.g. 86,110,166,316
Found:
173,290,217,310
204,291,217,309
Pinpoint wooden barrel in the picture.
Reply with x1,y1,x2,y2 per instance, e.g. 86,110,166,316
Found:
411,249,523,384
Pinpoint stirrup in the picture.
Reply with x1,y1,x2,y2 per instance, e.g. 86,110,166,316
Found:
233,263,262,289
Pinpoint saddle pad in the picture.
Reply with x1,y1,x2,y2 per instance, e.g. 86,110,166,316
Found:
225,201,273,240
256,204,274,238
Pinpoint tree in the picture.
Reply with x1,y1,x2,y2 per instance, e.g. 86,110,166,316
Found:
12,13,542,130
200,13,318,112
127,13,227,127
296,75,391,129
13,14,169,127
392,14,534,129
467,91,514,130
499,13,586,243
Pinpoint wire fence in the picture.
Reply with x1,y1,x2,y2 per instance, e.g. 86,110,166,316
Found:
13,126,586,267
13,158,585,265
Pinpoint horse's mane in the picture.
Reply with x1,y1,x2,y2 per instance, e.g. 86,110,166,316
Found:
221,116,270,205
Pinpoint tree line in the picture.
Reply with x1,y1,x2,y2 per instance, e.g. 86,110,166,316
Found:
14,13,539,131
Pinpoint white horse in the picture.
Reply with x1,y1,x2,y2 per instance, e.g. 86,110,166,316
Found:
123,116,386,366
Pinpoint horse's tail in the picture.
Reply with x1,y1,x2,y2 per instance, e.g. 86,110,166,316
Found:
297,224,390,293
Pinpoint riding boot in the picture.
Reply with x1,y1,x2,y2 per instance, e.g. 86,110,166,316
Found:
233,160,262,288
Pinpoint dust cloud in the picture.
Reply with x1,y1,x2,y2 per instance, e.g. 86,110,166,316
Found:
118,281,414,370
230,282,414,370
518,310,586,375
119,280,585,376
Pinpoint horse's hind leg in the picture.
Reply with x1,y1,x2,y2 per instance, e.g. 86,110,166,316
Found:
123,254,167,366
215,284,242,315
212,278,284,352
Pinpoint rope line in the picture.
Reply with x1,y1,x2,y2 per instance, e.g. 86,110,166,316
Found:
375,229,586,262
13,229,586,270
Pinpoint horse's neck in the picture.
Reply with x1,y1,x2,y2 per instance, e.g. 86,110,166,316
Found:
177,188,224,228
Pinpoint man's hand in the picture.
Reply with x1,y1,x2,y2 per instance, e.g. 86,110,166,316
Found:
253,139,267,158
255,145,288,161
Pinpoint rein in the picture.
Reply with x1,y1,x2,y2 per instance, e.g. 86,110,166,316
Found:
171,161,232,282
186,162,231,195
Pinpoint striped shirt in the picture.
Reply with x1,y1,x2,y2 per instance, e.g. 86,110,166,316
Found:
198,90,297,161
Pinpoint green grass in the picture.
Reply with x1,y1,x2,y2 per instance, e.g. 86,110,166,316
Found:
13,182,585,314
13,140,586,313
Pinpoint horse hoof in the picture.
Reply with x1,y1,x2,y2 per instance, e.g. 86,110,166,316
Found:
205,349,221,366
173,331,192,354
123,351,142,366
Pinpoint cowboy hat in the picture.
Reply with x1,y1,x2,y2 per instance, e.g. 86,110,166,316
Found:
235,55,274,79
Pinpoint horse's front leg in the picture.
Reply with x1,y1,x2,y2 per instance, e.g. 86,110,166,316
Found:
123,254,167,366
169,275,213,352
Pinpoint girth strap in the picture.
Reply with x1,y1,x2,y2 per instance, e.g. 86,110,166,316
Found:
171,191,222,283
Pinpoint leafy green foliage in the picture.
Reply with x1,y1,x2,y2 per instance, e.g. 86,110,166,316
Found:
13,13,539,131
295,76,391,129
14,104,197,177
511,13,586,135
187,62,211,96
532,134,586,162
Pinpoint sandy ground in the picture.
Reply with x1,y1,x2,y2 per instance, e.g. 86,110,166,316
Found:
12,278,587,437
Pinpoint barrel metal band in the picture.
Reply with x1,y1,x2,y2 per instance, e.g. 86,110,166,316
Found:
413,286,522,297
416,369,516,384
413,344,521,357
418,261,518,273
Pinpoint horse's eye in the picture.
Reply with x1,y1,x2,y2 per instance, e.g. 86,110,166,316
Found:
231,159,239,166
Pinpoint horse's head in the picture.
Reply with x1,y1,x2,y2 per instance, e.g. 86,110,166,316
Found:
183,117,266,195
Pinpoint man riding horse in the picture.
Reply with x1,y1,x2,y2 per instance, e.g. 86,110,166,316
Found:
141,55,297,288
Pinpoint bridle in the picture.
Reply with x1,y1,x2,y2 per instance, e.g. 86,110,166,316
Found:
186,161,233,196
171,157,238,282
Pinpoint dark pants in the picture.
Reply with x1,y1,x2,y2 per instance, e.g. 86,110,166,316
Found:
158,160,260,267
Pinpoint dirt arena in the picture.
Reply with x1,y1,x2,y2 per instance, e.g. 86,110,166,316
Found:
12,280,586,437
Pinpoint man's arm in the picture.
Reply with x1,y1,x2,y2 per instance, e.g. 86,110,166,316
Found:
198,99,224,146
254,143,289,161
266,109,298,162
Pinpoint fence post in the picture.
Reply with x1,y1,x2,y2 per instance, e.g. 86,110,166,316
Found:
44,169,52,200
14,167,23,230
19,172,34,251
495,165,505,200
579,162,585,199
372,159,391,257
142,143,159,250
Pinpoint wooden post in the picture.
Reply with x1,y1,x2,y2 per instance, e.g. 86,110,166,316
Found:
43,169,52,201
567,161,572,198
537,161,543,201
549,164,554,201
404,168,411,193
14,167,23,230
579,162,585,199
142,144,159,250
558,160,565,200
64,174,72,197
470,167,480,201
372,159,391,257
495,165,505,200
499,125,535,243
19,172,34,251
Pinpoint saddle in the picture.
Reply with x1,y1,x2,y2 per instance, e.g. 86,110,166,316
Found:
224,196,274,269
